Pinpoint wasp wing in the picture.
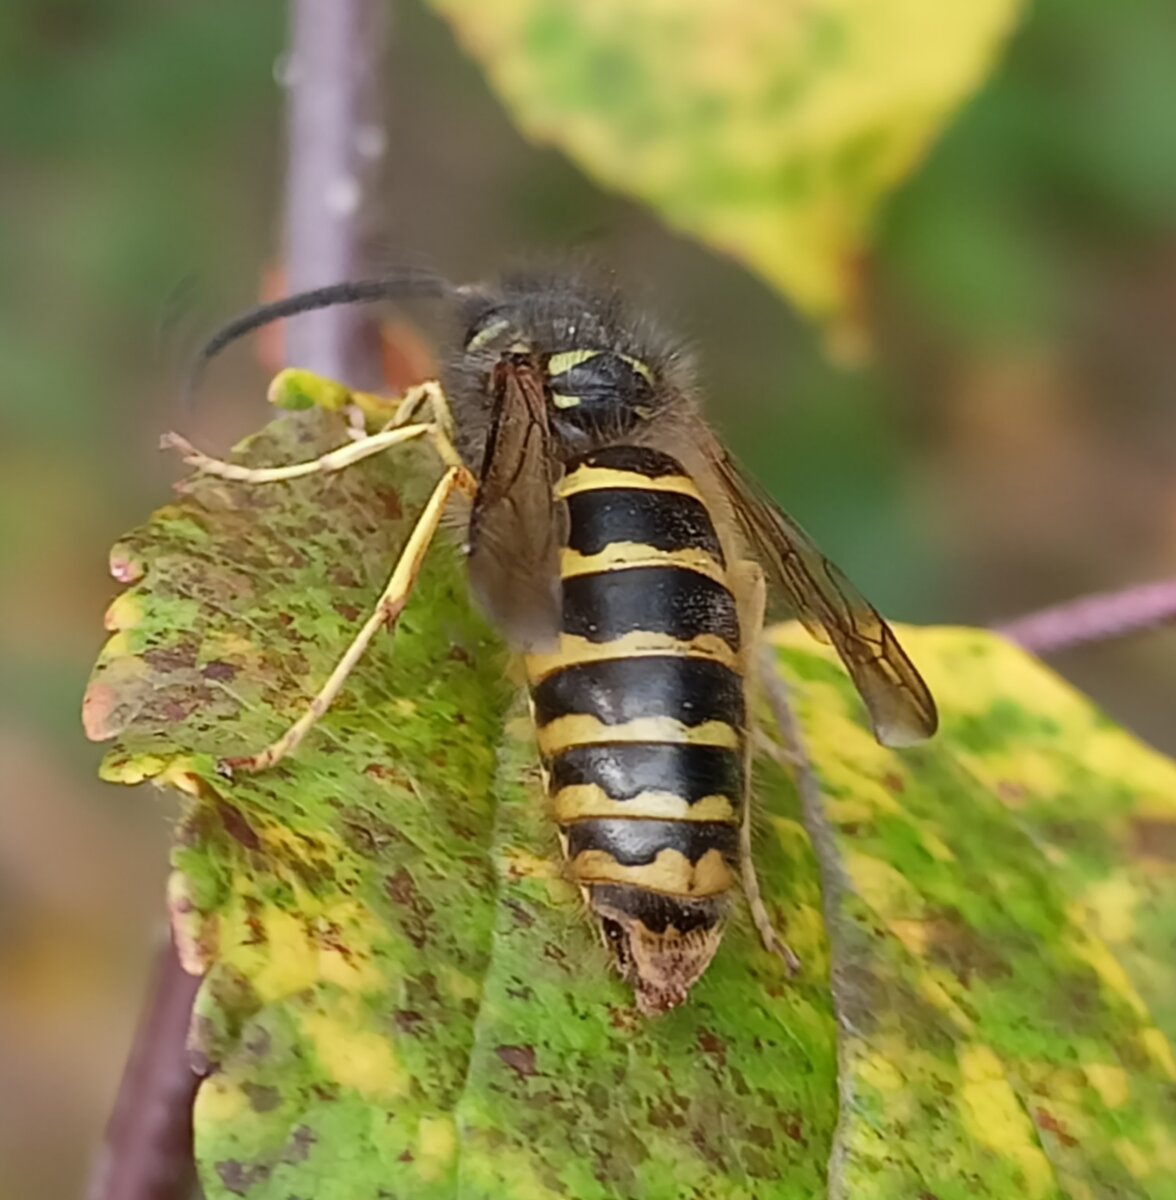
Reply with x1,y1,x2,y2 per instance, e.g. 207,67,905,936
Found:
708,435,937,747
466,360,565,650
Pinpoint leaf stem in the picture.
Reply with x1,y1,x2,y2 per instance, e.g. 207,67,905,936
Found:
993,577,1176,655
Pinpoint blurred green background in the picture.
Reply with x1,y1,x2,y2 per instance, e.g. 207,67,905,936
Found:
2,0,1176,1195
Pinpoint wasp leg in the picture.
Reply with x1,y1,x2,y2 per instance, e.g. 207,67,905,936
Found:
732,559,802,976
219,461,478,776
385,379,456,440
161,422,443,484
163,379,464,480
740,787,802,976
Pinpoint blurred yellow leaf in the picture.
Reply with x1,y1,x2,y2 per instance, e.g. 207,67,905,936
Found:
427,0,1023,346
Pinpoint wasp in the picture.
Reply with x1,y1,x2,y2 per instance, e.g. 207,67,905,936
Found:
168,269,937,1015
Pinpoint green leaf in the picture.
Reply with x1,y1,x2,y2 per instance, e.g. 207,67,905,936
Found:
85,385,1176,1197
771,624,1176,1198
85,403,838,1198
423,0,1024,345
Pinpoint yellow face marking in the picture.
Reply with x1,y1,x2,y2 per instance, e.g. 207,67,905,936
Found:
535,714,741,757
616,353,655,385
550,392,581,409
524,628,739,682
547,349,601,376
569,847,734,897
465,318,510,351
557,465,703,500
558,542,727,585
552,784,737,824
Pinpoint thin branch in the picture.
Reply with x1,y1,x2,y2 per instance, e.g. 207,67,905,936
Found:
84,933,201,1200
993,577,1176,656
283,0,389,383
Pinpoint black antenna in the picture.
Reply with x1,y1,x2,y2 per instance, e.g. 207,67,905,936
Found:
183,271,457,408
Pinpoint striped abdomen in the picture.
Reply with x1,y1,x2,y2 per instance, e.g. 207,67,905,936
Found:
523,444,746,1006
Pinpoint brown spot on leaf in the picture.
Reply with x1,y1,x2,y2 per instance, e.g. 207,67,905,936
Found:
496,1044,537,1080
218,802,261,851
215,1160,269,1195
697,1029,727,1067
394,1009,426,1035
282,1125,317,1164
1134,817,1176,861
778,1112,807,1145
202,660,237,682
144,642,198,672
242,1083,281,1113
244,1027,271,1059
385,867,433,948
883,771,905,793
1034,1107,1078,1147
375,487,403,520
505,899,535,928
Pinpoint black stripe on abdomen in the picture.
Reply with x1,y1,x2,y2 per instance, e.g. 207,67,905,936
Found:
532,656,745,731
548,743,744,807
565,489,726,564
586,883,725,936
562,567,740,650
566,818,738,866
569,446,688,479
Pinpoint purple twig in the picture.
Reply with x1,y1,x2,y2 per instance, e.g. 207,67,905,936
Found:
283,0,389,382
994,578,1176,655
84,934,201,1200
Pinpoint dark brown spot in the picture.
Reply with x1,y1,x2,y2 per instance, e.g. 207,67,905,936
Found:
244,1028,271,1059
505,899,535,928
696,1029,727,1067
385,867,418,907
883,771,905,793
394,1009,425,1035
1134,817,1176,861
384,867,433,948
218,803,261,851
375,488,403,520
215,1160,268,1195
496,1044,537,1080
282,1125,317,1164
242,1083,280,1113
1034,1108,1078,1148
202,660,237,682
747,1125,773,1149
778,1112,806,1145
144,642,198,672
333,602,361,622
